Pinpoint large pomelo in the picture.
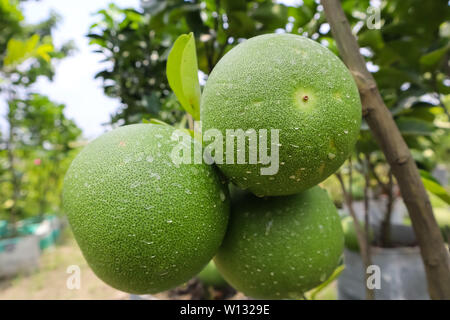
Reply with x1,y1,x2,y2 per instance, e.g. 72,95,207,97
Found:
63,124,230,294
200,33,361,196
214,186,343,299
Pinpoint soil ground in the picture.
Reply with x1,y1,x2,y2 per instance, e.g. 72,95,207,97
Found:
0,228,337,300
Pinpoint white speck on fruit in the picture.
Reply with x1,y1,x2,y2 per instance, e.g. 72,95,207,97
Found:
150,172,161,180
130,181,140,188
328,153,336,159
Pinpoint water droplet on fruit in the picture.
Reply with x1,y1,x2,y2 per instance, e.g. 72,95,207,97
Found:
167,220,173,224
219,191,226,201
146,155,154,163
328,153,336,159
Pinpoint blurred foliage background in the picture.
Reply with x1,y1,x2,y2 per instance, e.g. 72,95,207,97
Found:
0,0,449,239
0,0,81,227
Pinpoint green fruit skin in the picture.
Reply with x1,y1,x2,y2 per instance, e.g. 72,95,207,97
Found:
197,260,229,288
214,186,344,299
63,124,230,294
201,33,362,196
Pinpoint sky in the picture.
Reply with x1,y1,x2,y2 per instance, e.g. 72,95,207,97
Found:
21,0,141,139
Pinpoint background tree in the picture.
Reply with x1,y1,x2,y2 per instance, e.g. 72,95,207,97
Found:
88,0,310,124
0,0,81,232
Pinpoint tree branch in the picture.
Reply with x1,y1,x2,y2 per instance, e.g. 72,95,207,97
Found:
322,0,450,299
335,170,374,299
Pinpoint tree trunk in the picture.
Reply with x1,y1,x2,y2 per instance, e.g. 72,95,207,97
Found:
322,0,450,300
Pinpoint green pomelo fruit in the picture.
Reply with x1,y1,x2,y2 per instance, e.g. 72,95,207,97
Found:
201,33,362,196
197,260,228,288
63,124,230,294
214,186,344,299
341,216,374,252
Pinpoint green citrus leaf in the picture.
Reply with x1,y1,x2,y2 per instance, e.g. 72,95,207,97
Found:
309,264,345,300
420,44,450,69
396,117,435,136
148,118,170,126
166,32,201,120
420,170,450,205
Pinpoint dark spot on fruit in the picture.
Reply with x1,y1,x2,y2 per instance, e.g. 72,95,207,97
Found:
302,95,309,102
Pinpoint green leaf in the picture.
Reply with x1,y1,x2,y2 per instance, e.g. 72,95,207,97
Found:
395,117,435,136
420,44,450,69
36,43,54,62
420,170,450,205
4,34,54,66
166,32,201,120
148,118,170,126
309,265,345,300
419,169,440,184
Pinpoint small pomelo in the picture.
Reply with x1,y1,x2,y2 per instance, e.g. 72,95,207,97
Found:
197,260,228,288
214,186,344,299
201,33,361,196
63,124,229,294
